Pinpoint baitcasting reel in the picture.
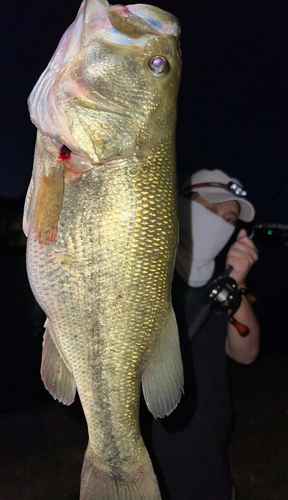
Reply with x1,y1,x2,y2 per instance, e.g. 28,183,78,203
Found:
205,269,249,336
188,266,249,341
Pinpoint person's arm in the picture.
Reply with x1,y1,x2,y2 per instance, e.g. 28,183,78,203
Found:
224,229,260,364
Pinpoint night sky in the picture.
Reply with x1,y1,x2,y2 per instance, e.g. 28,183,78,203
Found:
1,0,288,353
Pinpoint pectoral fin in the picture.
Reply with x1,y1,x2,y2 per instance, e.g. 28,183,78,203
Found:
23,178,34,237
34,166,64,244
41,321,76,405
142,307,184,418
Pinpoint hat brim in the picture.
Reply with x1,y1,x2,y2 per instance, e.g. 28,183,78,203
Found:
199,191,255,222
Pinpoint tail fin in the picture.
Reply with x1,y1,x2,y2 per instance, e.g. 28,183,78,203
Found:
80,445,161,500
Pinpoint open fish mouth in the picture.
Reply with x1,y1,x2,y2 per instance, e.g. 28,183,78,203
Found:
82,1,180,43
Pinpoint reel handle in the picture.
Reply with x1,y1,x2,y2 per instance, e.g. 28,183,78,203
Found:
228,316,250,336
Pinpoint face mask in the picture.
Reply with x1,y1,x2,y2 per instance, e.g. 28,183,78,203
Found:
176,200,235,287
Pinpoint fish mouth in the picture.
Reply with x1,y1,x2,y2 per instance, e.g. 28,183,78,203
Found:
82,1,180,44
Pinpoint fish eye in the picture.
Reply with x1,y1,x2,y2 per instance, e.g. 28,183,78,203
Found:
148,56,170,76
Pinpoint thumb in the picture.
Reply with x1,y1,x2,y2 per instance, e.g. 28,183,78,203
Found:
237,228,247,240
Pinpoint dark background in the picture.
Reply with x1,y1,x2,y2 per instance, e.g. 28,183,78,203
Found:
0,1,288,498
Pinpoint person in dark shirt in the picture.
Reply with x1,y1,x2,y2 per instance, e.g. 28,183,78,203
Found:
143,169,260,500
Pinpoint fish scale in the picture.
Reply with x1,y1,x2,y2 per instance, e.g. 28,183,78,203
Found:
28,155,175,441
24,1,183,498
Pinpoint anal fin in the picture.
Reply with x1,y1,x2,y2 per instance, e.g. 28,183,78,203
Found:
41,321,76,405
142,307,184,418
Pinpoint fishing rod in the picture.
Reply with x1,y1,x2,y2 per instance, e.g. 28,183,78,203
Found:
250,222,288,244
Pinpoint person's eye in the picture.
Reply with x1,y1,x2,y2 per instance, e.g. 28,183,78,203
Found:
208,206,216,214
226,218,236,226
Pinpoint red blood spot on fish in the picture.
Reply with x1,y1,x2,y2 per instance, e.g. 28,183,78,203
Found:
57,366,61,374
59,145,71,161
121,7,131,16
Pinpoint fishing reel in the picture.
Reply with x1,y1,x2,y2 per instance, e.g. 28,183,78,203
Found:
204,269,249,336
188,266,250,341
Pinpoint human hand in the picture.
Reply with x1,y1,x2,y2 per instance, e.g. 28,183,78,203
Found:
226,229,258,287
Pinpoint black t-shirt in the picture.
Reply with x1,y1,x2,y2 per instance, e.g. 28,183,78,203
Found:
142,272,233,500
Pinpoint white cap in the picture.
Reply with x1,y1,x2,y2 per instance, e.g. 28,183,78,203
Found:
181,169,255,222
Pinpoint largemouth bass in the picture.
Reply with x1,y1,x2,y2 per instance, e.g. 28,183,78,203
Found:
23,1,183,498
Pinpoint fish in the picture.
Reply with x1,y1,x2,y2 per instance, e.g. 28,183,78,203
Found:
23,0,183,498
